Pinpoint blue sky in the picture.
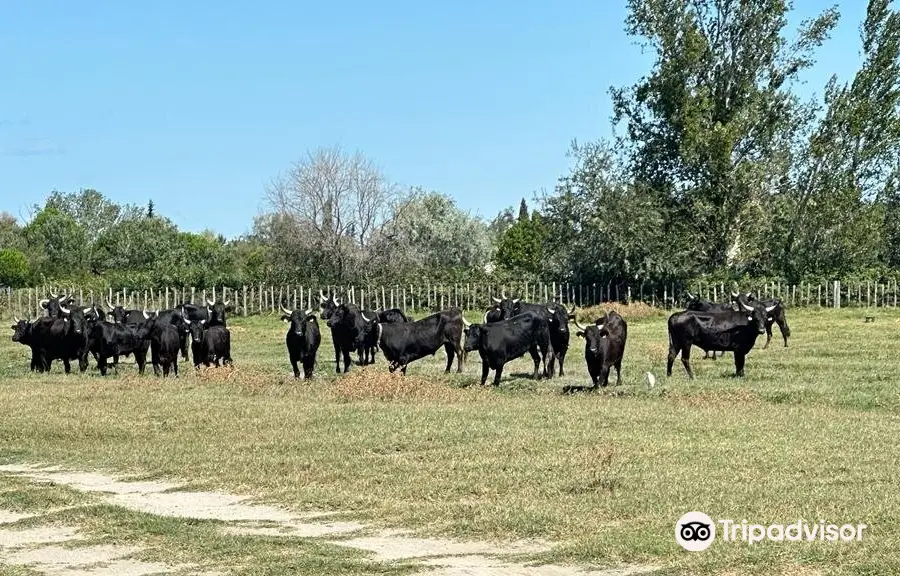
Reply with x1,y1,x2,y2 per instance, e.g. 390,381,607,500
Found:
0,1,868,239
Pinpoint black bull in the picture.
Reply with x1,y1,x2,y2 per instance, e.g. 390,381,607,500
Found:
462,311,550,386
369,308,465,374
667,299,773,379
483,297,573,378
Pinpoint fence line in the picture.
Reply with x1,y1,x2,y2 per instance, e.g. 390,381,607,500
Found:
0,280,897,319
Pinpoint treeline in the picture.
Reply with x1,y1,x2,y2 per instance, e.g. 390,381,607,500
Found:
3,0,900,292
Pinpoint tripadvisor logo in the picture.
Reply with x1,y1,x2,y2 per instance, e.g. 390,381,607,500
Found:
675,512,868,551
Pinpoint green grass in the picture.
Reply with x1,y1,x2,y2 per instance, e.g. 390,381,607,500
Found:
1,307,899,574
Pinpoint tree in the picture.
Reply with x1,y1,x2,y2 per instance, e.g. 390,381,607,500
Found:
611,0,839,270
42,189,141,245
517,198,529,221
0,249,29,288
22,206,89,281
773,0,900,279
147,199,155,218
495,210,549,279
541,140,673,285
264,145,401,283
370,189,492,284
0,212,24,251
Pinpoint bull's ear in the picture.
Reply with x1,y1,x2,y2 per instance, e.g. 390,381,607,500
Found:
280,315,290,322
576,331,585,338
747,315,753,321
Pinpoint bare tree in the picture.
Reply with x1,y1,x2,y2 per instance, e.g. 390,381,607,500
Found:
264,145,400,283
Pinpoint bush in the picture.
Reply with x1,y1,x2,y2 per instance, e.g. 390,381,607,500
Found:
0,249,30,288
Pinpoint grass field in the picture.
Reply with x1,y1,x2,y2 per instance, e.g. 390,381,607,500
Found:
0,305,898,575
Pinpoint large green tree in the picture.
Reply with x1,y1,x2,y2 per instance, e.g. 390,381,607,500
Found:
773,0,900,279
611,0,839,270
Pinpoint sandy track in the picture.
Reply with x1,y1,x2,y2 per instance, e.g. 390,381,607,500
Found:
0,463,658,576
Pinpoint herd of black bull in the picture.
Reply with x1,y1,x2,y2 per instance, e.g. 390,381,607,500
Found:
9,293,233,376
8,288,790,385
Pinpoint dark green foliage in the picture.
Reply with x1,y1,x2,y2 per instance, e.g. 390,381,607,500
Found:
0,249,30,288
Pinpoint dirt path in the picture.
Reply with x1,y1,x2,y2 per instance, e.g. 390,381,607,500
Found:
0,463,659,575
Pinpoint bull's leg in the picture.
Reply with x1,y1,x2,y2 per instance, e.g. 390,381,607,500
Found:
173,357,179,377
78,353,89,373
332,342,342,373
455,341,464,373
529,346,542,380
161,361,169,377
98,355,108,376
303,358,315,380
778,319,790,347
135,351,147,375
733,352,746,377
443,343,455,373
492,363,504,386
481,360,490,385
341,347,352,373
666,343,677,377
763,325,773,349
600,363,611,387
63,359,71,374
558,350,566,377
680,346,694,379
614,360,623,386
546,352,556,378
290,356,301,378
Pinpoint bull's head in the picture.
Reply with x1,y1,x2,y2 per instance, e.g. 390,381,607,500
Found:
10,316,31,343
738,301,772,334
546,304,575,333
281,305,316,336
319,290,340,321
188,319,207,343
489,292,517,320
462,317,483,353
206,299,230,326
573,317,604,355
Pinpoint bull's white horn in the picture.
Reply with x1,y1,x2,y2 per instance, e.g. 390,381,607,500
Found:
13,316,19,323
597,323,605,331
58,294,69,302
206,299,215,306
546,306,555,313
512,298,520,304
82,307,92,314
106,298,114,309
143,310,151,319
39,299,49,308
223,300,230,306
765,304,777,312
462,317,471,327
319,290,327,302
741,302,755,312
334,298,341,306
280,305,292,315
482,310,489,323
746,292,752,298
361,312,373,322
731,291,739,298
59,304,71,314
491,296,501,303
686,292,695,299
304,308,313,316
49,291,58,298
